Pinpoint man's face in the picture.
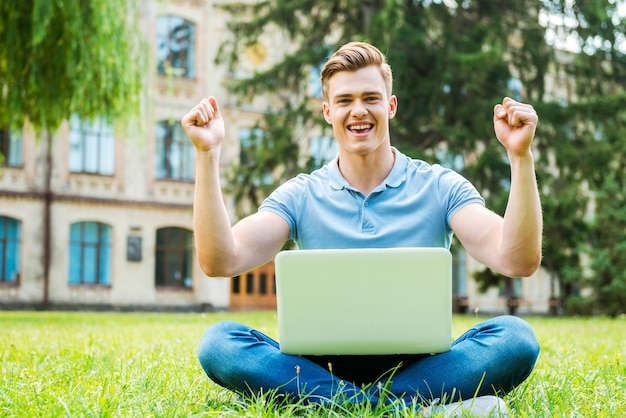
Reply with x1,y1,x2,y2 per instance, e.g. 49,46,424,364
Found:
323,66,397,156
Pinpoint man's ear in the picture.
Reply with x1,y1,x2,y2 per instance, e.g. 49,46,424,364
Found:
388,95,398,119
322,102,332,124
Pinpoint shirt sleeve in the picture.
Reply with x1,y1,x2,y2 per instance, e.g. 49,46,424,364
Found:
437,167,485,227
258,176,303,241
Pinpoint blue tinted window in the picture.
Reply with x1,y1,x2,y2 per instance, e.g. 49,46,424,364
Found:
0,216,21,283
0,128,23,167
68,222,112,285
69,116,115,175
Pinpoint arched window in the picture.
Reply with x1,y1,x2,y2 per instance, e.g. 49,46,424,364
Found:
155,227,192,288
68,222,112,285
156,15,196,78
0,216,21,283
155,120,194,181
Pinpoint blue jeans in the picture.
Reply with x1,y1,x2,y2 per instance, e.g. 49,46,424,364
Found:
197,315,539,405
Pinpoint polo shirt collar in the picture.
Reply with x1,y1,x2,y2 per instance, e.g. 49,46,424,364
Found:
329,147,407,191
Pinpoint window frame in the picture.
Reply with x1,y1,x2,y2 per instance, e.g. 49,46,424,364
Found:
0,216,21,284
155,227,193,289
156,15,196,79
0,127,23,167
68,222,112,286
68,116,115,176
155,120,195,181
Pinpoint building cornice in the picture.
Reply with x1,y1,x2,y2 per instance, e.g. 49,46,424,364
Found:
0,190,192,210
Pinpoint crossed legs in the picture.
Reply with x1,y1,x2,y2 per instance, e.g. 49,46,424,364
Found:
197,315,540,405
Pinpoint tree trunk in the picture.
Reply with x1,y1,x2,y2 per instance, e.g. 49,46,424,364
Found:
42,130,52,308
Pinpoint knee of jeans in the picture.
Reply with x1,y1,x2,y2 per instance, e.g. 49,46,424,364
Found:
501,315,540,365
197,320,246,375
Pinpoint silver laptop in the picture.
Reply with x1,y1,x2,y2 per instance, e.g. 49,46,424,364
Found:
275,247,452,355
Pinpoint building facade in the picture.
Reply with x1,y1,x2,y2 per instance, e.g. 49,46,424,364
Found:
0,0,553,314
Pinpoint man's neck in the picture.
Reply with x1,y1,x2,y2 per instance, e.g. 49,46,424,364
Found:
337,147,396,196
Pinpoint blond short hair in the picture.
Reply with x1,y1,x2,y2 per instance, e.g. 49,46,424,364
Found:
320,42,393,100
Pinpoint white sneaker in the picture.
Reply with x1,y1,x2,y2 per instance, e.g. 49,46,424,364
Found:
421,395,510,417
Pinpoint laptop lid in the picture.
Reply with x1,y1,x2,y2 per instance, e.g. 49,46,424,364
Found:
275,247,452,355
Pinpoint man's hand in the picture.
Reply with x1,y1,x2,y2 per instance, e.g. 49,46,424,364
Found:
181,96,225,151
493,97,538,157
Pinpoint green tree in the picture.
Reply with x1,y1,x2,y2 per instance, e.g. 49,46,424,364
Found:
216,0,626,313
0,0,145,305
217,0,540,215
536,0,626,313
0,0,144,131
587,173,626,317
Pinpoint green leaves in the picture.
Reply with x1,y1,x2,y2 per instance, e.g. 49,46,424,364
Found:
31,0,54,45
0,0,145,133
216,0,626,311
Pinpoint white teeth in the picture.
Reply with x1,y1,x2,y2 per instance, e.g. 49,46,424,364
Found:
350,124,372,131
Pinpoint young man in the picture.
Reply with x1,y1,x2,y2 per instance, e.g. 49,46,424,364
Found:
182,42,542,415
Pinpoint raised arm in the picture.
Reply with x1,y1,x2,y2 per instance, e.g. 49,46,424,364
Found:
182,97,289,277
451,97,542,278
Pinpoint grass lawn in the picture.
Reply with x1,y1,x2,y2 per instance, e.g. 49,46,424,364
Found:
0,311,624,417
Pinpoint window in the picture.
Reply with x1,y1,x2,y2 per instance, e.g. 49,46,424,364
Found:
0,127,23,167
68,222,112,285
69,116,115,175
259,272,268,295
155,227,192,288
232,275,241,294
156,15,195,78
155,121,194,181
0,216,21,284
246,273,254,294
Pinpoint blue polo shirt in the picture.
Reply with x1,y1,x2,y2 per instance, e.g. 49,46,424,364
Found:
258,148,484,250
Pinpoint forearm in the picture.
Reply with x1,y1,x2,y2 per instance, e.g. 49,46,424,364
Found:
192,148,237,277
500,151,543,276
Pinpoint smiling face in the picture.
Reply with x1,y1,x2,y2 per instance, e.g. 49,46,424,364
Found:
323,66,397,157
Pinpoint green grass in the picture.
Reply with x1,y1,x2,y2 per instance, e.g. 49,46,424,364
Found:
0,311,624,417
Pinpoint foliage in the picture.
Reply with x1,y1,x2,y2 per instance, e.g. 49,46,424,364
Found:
0,0,145,133
563,294,595,316
0,311,624,417
587,172,626,317
538,172,588,303
214,0,626,309
536,1,626,309
224,101,315,218
216,0,539,216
